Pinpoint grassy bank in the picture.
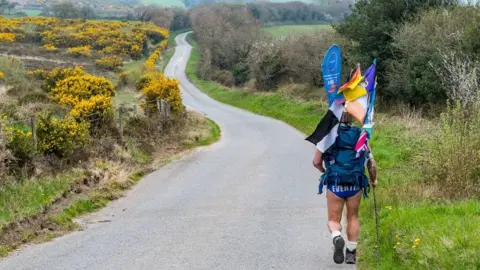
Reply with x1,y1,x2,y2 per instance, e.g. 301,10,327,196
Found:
186,36,480,269
0,112,220,256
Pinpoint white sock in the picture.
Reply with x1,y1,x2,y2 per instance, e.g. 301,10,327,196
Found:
331,231,342,239
347,241,357,251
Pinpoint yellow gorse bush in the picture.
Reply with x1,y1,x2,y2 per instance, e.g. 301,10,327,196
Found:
0,71,4,80
36,114,90,158
70,95,113,119
29,66,85,92
139,72,182,113
95,56,123,71
42,44,57,51
52,74,115,107
3,124,35,165
67,46,91,57
0,33,15,42
144,40,169,72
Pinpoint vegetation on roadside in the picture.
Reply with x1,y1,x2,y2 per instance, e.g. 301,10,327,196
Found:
0,13,221,256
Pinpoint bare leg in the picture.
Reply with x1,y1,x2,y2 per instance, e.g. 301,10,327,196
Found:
327,190,345,233
345,191,362,241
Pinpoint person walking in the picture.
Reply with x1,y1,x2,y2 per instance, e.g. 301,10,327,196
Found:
312,112,377,264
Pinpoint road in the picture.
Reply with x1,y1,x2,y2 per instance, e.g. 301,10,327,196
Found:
0,33,352,270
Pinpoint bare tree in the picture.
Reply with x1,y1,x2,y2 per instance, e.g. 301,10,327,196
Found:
52,1,79,19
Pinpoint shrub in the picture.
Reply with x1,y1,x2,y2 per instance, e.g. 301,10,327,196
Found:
422,101,480,198
0,56,27,86
0,121,13,179
421,50,480,198
28,66,85,93
388,6,480,107
95,56,123,71
0,33,15,42
232,62,250,86
4,124,35,169
135,73,155,91
36,114,90,158
144,40,168,72
52,74,115,107
42,44,57,51
334,0,457,102
116,72,128,89
69,95,113,119
140,72,182,114
67,46,91,57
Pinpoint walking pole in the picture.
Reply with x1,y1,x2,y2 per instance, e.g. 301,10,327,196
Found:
372,186,381,266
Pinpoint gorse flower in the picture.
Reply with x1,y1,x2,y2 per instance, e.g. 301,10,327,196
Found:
412,237,421,249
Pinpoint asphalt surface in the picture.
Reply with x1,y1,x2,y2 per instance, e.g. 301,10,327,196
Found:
0,33,354,270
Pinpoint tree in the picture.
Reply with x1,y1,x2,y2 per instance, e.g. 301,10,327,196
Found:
6,2,17,15
52,1,79,19
334,0,459,92
0,0,9,14
80,6,96,21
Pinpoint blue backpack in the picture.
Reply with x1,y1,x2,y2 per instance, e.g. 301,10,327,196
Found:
319,124,370,197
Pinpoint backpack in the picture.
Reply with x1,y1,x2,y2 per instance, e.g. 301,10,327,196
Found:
318,124,370,196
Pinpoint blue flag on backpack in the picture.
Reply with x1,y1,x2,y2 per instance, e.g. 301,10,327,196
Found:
322,45,342,106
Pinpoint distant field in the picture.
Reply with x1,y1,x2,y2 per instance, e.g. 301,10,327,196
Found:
141,0,184,7
22,9,42,16
264,24,333,37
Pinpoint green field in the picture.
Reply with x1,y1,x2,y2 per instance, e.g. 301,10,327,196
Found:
141,0,184,7
23,9,42,16
264,24,333,37
185,36,480,269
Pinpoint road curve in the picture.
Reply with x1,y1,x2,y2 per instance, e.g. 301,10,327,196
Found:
0,33,352,270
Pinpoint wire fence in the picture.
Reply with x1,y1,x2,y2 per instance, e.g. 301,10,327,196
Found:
0,98,172,151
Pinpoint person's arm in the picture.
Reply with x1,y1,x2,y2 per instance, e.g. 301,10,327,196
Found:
312,149,325,173
367,155,377,187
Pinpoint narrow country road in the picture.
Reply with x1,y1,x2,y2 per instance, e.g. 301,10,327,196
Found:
0,33,353,269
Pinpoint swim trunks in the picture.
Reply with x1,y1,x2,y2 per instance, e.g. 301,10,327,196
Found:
327,185,361,199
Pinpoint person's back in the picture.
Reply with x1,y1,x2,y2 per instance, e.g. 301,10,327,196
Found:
320,123,370,199
312,113,377,265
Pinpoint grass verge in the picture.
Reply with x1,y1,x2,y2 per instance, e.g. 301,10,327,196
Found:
185,35,480,269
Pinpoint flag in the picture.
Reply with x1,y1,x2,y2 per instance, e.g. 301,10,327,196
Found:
363,60,377,135
354,129,370,158
338,65,366,101
345,94,368,124
364,63,376,93
306,102,344,152
322,45,342,106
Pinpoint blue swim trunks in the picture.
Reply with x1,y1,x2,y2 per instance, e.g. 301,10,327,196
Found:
327,185,361,199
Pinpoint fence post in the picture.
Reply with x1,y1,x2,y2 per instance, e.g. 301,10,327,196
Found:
156,98,162,118
0,121,3,147
31,115,37,151
119,106,124,143
133,104,137,116
166,101,171,118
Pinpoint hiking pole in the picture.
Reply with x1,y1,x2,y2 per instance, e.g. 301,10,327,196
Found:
373,186,381,266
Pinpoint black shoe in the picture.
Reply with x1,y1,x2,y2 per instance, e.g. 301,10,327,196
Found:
345,248,356,264
332,236,345,264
